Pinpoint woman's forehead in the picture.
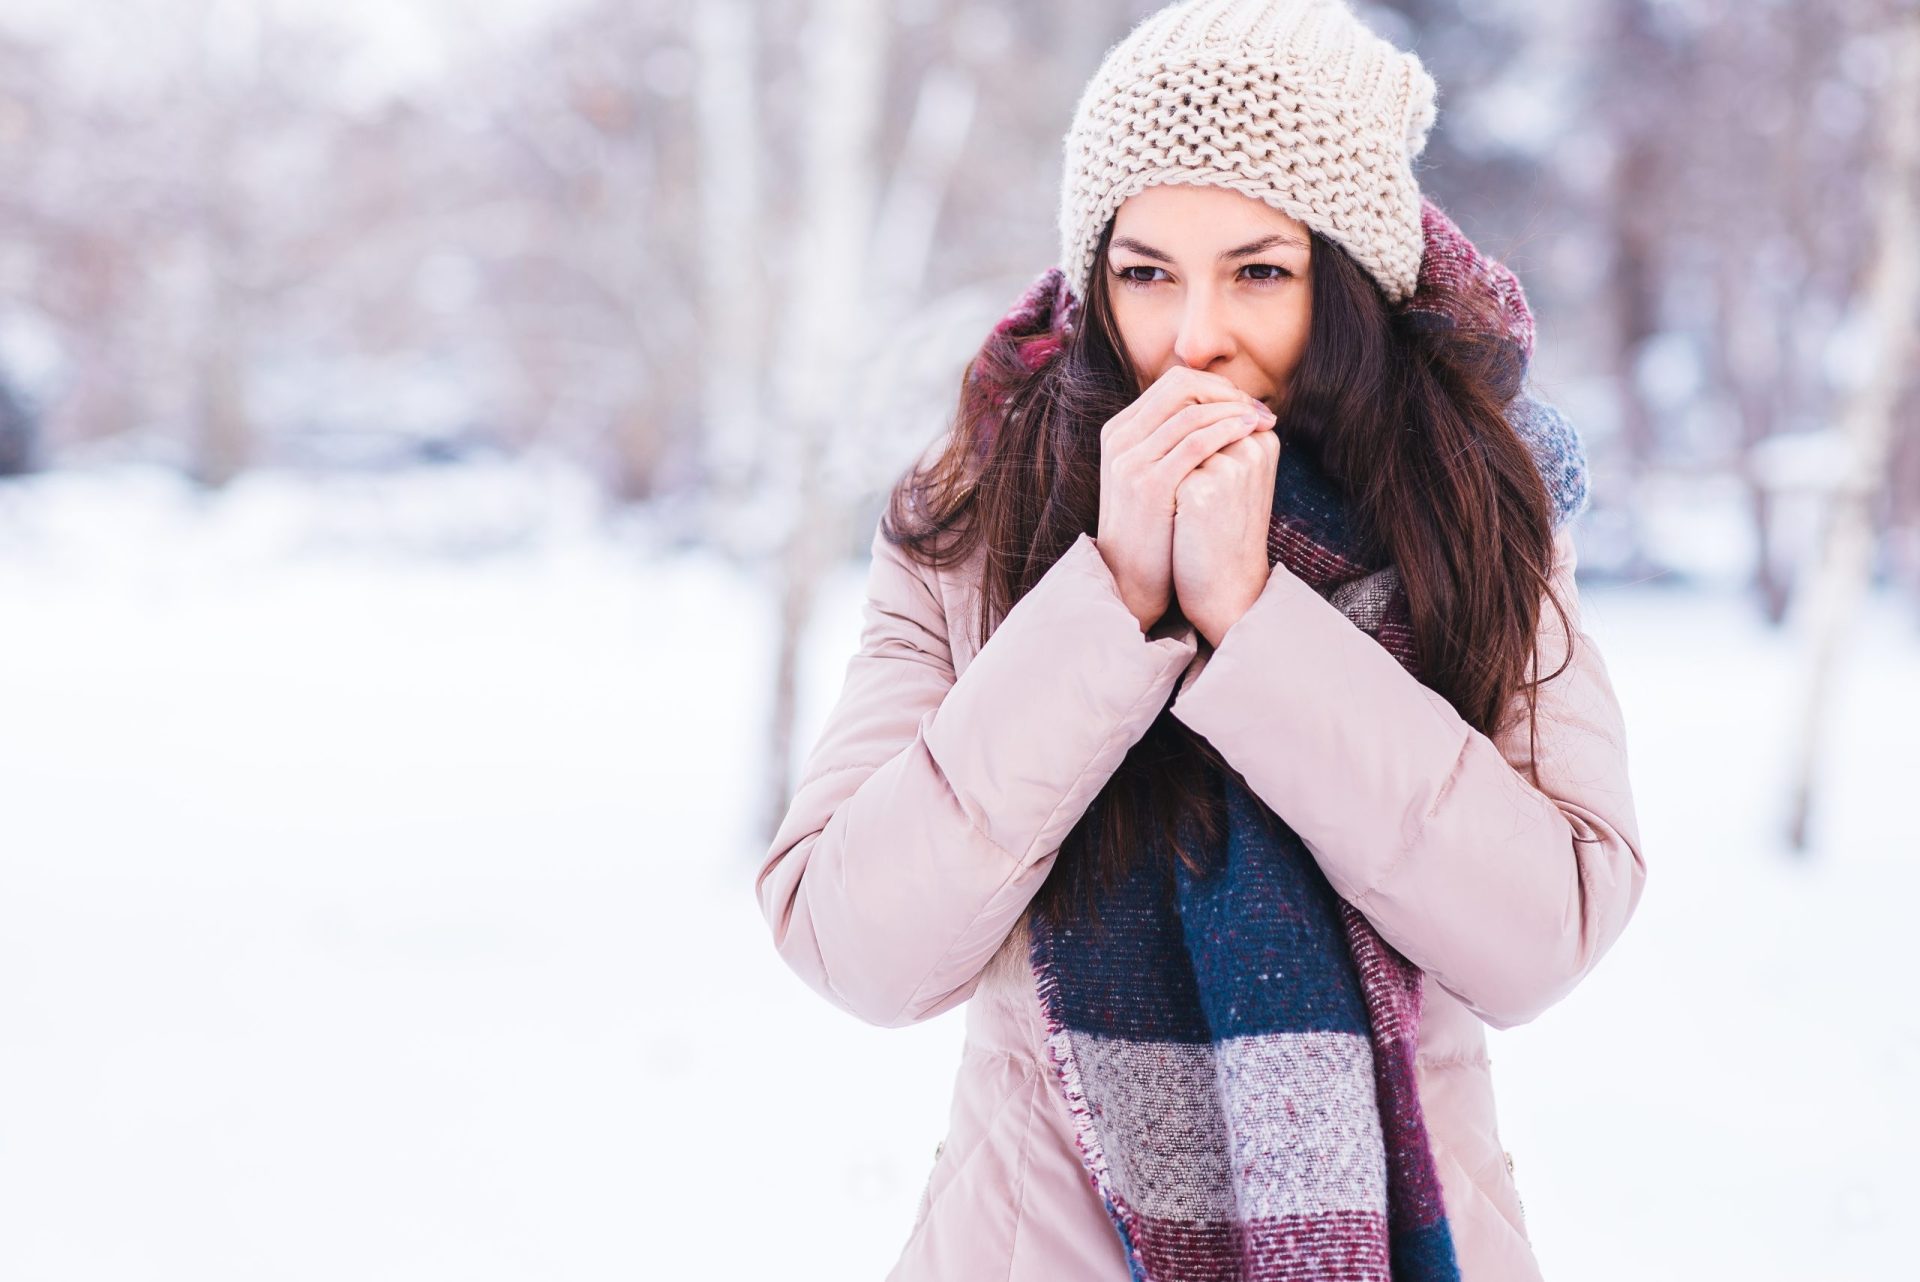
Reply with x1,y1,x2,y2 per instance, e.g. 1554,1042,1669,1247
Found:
1113,183,1311,251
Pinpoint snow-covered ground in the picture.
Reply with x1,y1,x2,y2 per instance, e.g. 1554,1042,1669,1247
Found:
0,463,1912,1280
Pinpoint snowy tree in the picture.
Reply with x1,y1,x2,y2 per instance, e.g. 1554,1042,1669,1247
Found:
1784,4,1920,853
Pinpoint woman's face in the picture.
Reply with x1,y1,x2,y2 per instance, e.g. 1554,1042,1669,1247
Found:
1104,183,1313,415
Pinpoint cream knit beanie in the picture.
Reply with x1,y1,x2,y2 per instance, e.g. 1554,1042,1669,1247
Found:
1057,0,1438,305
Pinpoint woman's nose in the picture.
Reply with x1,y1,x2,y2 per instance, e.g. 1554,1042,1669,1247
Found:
1172,290,1234,369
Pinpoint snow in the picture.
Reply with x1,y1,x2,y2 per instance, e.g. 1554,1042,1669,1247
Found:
0,463,1913,1279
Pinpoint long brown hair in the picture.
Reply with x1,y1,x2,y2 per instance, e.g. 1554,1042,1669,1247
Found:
881,214,1576,935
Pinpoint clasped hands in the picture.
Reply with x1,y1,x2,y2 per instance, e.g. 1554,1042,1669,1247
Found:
1170,423,1280,648
1094,366,1284,651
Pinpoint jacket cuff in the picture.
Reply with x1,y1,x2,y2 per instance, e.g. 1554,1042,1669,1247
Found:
924,531,1198,866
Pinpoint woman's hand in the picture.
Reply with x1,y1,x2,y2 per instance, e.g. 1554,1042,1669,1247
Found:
1095,368,1276,634
1171,427,1283,648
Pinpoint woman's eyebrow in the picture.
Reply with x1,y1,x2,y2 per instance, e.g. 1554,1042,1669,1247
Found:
1110,233,1309,263
1221,232,1309,258
1110,236,1175,263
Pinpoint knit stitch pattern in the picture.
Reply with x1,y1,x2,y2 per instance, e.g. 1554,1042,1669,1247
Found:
1058,0,1438,305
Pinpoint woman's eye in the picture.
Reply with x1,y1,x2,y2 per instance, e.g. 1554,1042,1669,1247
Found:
1242,263,1293,282
1113,265,1165,288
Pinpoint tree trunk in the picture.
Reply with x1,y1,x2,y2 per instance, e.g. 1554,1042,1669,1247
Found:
1783,11,1920,853
694,0,765,553
1715,254,1793,622
760,0,887,848
1605,139,1665,580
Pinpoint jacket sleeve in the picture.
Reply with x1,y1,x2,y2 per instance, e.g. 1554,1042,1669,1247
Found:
755,518,1199,1028
1166,525,1646,1030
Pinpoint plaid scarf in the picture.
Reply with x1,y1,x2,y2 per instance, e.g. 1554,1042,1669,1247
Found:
989,201,1587,1280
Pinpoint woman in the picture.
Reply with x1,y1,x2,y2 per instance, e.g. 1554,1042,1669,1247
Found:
756,2,1645,1279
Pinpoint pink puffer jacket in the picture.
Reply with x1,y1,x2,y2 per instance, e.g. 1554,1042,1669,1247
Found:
756,493,1646,1280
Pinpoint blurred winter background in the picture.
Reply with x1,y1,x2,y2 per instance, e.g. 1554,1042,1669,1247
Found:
0,0,1914,1277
